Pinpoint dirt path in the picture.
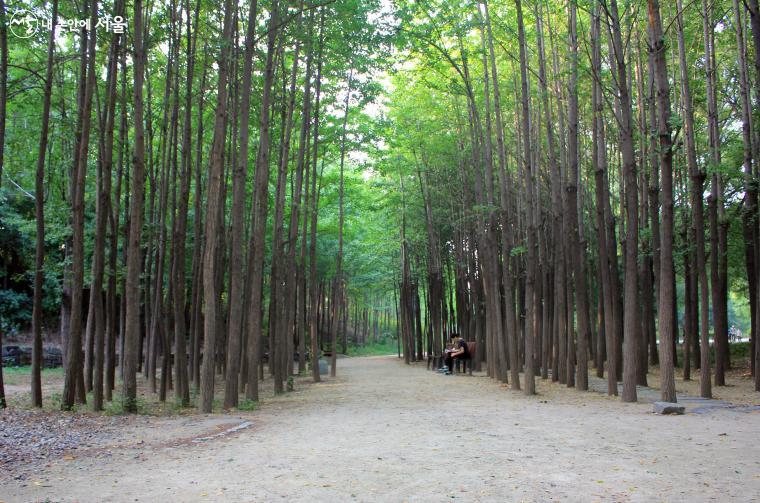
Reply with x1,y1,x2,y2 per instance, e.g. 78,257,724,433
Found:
3,356,760,502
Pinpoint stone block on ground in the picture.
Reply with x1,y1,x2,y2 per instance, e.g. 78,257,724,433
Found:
653,402,685,415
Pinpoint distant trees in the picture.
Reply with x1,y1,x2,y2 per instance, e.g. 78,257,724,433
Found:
0,0,392,411
389,0,760,402
3,0,760,412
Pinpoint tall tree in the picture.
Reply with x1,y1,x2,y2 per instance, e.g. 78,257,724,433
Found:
90,1,122,410
31,0,60,407
309,8,326,382
171,0,203,407
246,0,282,400
199,0,236,412
566,0,590,391
224,0,258,410
0,0,7,189
331,69,353,377
607,0,640,402
62,0,98,410
124,0,148,413
515,0,536,395
648,0,677,402
676,0,711,399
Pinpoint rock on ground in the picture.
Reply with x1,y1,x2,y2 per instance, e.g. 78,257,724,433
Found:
653,401,685,415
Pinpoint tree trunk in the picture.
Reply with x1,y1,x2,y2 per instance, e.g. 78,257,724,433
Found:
62,0,98,410
198,0,235,413
307,10,325,383
590,5,617,395
566,0,590,391
0,0,7,188
91,9,121,410
648,0,677,402
331,69,353,377
734,0,759,382
745,0,760,391
514,0,536,394
222,0,258,409
122,0,149,413
607,0,639,402
31,0,59,408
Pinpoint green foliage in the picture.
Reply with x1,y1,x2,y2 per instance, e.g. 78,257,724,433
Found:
0,289,31,334
236,399,258,411
346,337,398,356
510,246,527,257
0,189,65,330
729,342,752,360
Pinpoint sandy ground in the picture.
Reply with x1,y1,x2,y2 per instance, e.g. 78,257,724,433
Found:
645,365,760,406
2,355,760,502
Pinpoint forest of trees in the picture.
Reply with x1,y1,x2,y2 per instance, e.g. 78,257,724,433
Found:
388,0,760,402
1,0,760,413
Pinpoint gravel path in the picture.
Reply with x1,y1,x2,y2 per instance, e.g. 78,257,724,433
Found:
0,410,130,467
2,355,760,502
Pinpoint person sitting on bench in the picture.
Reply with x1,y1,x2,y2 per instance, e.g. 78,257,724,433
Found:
440,333,468,375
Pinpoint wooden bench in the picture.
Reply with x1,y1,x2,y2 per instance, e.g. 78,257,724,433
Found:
454,341,477,375
428,341,477,375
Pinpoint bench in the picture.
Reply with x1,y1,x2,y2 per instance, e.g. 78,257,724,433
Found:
454,341,477,376
428,341,476,375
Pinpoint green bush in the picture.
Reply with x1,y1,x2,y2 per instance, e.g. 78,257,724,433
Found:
0,288,32,335
346,337,398,356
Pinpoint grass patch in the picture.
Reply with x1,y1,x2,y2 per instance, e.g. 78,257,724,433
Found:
236,398,257,411
674,341,753,367
729,342,752,360
1,365,64,385
346,338,398,357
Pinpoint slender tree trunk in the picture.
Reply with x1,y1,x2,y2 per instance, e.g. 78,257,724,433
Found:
635,38,651,386
246,1,281,399
591,5,616,395
566,1,589,391
270,34,302,393
123,0,148,412
676,0,711,397
0,0,7,189
308,10,325,383
331,69,353,377
63,0,98,410
648,0,677,402
698,0,727,387
607,0,639,402
515,0,536,394
170,0,201,407
484,0,518,387
223,0,258,409
198,0,234,412
749,0,760,391
286,8,314,381
91,10,121,410
0,0,6,406
734,0,759,383
31,0,59,408
107,46,129,401
0,10,12,390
